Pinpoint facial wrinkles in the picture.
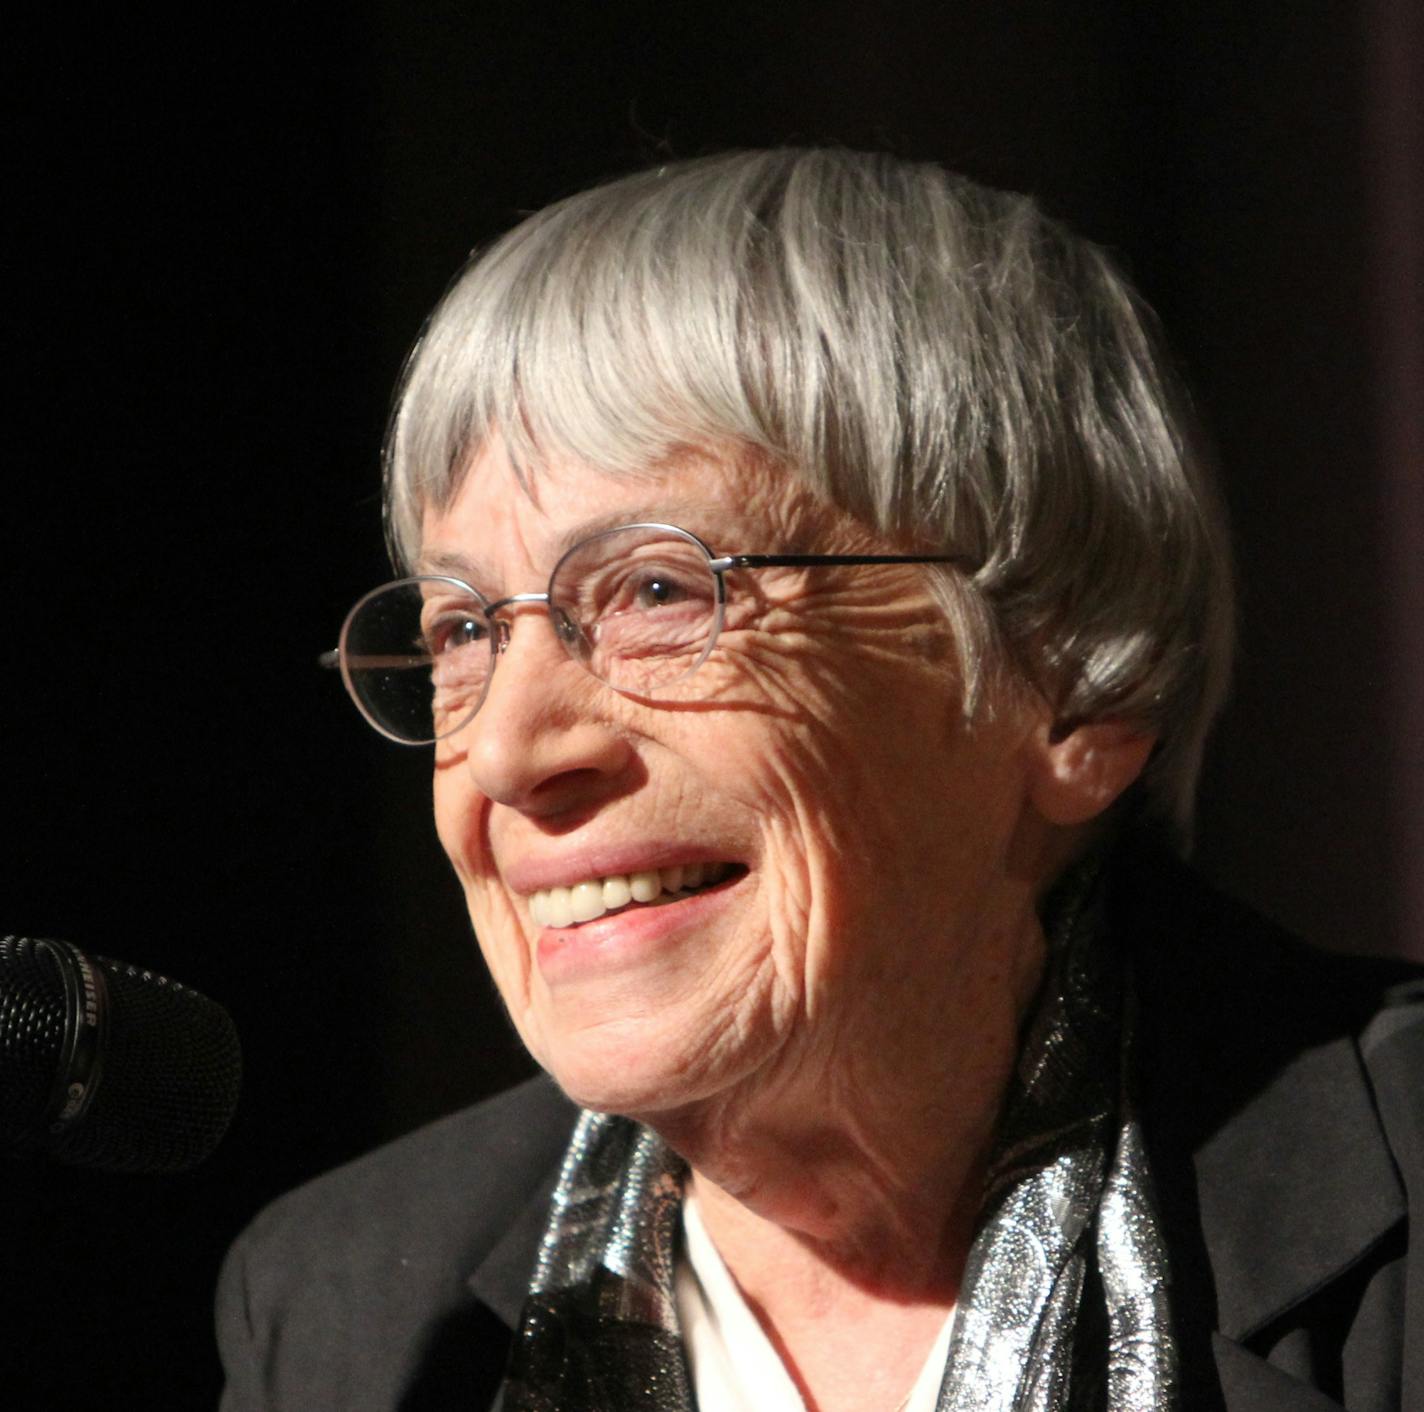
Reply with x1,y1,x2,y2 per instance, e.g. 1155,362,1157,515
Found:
773,623,1034,1121
654,579,971,1136
664,921,785,1094
675,583,851,1039
629,543,906,1030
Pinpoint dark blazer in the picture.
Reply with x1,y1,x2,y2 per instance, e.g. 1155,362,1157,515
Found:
216,851,1422,1411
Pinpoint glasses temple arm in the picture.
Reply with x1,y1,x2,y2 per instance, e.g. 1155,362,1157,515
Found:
319,649,433,670
709,552,977,572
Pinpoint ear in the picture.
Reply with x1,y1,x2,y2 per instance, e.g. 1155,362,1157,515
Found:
1027,718,1157,826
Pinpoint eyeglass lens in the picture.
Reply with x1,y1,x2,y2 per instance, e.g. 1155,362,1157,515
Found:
340,526,723,743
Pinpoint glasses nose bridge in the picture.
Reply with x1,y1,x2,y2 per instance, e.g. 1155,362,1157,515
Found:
481,590,558,656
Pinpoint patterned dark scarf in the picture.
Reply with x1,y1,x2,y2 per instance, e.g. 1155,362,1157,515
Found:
500,864,1176,1411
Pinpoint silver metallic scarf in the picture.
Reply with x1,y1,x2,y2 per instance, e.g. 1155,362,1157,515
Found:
500,863,1176,1411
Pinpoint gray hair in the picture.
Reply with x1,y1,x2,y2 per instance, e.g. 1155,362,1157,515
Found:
384,148,1233,844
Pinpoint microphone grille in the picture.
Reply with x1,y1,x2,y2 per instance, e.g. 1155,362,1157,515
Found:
0,936,68,1138
2,937,242,1174
57,955,242,1173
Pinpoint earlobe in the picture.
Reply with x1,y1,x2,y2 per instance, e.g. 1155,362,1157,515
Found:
1028,719,1157,826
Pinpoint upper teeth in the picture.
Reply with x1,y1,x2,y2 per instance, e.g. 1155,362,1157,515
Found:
529,862,729,928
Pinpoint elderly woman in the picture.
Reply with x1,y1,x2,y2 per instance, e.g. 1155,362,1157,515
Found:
218,150,1421,1411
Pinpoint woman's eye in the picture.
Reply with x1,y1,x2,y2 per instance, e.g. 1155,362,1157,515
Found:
563,546,716,623
633,575,685,609
615,562,712,613
424,612,487,655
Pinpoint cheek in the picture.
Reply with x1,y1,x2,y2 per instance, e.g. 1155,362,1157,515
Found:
674,654,879,993
431,763,535,1003
431,772,461,867
431,745,493,879
716,631,1025,978
709,627,910,829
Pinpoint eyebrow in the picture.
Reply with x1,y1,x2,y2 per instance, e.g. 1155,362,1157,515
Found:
416,546,491,583
415,501,755,586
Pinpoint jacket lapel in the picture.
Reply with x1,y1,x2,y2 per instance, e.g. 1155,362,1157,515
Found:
467,1152,563,1331
1193,1028,1404,1411
1194,1028,1405,1343
1359,979,1424,1411
1210,1334,1347,1411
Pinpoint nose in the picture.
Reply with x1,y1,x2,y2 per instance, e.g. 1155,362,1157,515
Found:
456,602,634,816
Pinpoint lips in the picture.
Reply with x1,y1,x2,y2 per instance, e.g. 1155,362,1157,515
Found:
528,862,734,928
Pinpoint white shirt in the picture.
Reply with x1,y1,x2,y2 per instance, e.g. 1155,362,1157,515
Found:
674,1189,956,1412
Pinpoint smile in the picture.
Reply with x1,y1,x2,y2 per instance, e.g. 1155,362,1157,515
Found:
528,862,734,929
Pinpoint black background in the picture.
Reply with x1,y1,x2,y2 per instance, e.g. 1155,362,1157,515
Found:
6,3,1421,1406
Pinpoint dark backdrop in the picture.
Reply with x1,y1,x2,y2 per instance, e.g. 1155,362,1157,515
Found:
6,3,1421,1406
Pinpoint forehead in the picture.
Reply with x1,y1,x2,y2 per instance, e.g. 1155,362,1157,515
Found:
416,439,838,579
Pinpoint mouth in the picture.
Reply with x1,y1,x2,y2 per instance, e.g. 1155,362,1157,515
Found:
527,862,741,929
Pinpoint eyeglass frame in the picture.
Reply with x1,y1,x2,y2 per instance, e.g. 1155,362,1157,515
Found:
320,521,978,745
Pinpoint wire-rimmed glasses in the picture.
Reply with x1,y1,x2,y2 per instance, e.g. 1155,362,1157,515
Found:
323,522,973,745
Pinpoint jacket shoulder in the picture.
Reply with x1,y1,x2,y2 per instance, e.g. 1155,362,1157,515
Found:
1113,838,1420,1044
217,1074,576,1411
238,1073,572,1252
1115,840,1422,1218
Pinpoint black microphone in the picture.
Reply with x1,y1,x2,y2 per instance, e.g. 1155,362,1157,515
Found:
0,935,241,1173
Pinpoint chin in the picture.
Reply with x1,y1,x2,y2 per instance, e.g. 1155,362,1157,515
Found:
537,1037,680,1119
528,1013,731,1125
